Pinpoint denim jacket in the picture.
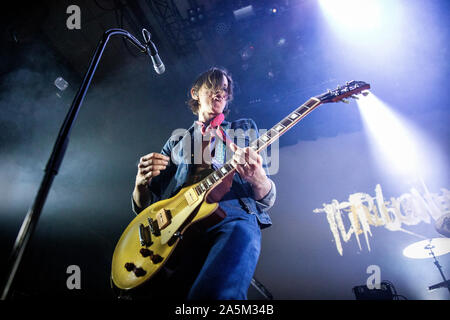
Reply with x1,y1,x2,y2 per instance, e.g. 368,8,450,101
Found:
132,118,276,229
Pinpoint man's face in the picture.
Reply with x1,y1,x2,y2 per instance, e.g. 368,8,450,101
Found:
196,75,229,121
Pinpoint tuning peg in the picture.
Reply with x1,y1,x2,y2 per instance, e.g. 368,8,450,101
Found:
341,98,350,104
362,91,370,96
350,94,359,100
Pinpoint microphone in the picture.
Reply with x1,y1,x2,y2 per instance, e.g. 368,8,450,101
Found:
142,29,165,75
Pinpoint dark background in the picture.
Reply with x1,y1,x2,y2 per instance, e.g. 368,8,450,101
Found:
1,0,449,300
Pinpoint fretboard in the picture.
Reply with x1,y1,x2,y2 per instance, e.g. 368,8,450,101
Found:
249,97,321,152
194,97,322,196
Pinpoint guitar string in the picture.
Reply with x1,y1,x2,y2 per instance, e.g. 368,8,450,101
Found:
149,91,361,216
153,99,325,217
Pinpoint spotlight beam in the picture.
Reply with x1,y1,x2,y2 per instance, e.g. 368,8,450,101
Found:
356,93,423,179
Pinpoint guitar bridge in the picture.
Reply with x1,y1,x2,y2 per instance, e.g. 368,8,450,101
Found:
138,223,152,247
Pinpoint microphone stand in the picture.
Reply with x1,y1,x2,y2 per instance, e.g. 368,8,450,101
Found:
1,28,154,300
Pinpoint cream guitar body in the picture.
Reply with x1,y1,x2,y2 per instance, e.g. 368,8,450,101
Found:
111,174,232,290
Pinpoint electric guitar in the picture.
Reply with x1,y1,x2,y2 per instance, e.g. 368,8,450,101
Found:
111,80,371,290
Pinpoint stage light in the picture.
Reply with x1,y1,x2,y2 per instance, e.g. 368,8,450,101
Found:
267,4,285,17
319,0,381,31
187,5,206,26
54,77,68,91
54,76,68,98
276,38,287,47
356,93,422,179
233,5,255,21
215,21,231,36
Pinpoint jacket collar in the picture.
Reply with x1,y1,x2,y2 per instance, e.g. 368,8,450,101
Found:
189,118,230,131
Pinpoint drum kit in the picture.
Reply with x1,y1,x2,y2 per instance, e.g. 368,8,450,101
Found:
402,213,450,294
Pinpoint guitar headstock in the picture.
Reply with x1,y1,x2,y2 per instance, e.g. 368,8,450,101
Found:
316,80,370,104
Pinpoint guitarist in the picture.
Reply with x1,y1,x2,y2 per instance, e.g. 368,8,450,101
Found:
131,67,276,300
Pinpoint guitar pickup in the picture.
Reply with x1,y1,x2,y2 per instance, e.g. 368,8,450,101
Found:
156,209,171,230
185,188,198,206
138,223,152,247
148,218,160,236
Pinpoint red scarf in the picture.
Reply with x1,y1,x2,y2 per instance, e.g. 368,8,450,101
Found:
196,113,232,144
196,113,233,167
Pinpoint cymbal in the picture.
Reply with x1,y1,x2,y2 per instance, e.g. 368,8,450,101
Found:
435,213,450,238
403,238,450,259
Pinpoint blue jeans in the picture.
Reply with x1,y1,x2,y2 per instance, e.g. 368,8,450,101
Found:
187,202,262,300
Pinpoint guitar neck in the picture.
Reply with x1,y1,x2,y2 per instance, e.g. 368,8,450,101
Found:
193,97,323,196
250,97,322,153
192,79,371,196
